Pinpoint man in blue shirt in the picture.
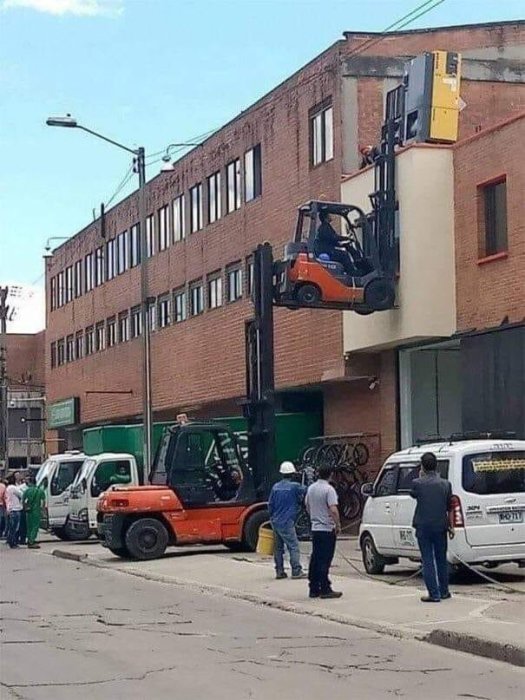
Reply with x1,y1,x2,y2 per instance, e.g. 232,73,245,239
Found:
268,462,306,579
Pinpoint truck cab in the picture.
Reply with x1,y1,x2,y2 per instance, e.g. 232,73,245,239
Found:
97,420,268,560
36,451,87,540
68,452,139,539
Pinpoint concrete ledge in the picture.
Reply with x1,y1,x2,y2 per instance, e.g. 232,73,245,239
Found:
424,629,525,668
51,549,88,562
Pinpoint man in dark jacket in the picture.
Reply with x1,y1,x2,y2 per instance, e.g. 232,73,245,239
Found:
313,210,356,277
410,452,454,603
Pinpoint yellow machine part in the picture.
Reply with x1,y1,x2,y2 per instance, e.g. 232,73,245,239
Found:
429,50,461,143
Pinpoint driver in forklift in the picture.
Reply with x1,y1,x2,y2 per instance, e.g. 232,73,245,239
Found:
313,209,357,277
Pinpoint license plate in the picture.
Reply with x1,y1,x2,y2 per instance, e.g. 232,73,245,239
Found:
499,511,523,523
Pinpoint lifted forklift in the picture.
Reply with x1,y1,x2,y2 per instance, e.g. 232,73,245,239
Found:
98,51,461,560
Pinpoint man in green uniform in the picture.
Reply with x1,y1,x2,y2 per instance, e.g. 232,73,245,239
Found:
22,477,46,549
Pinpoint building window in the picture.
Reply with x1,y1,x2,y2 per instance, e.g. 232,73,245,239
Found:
226,158,241,213
207,171,221,224
207,273,222,310
57,339,65,366
172,194,185,242
118,312,130,342
146,215,155,257
131,305,142,338
130,223,141,267
158,205,169,251
310,102,333,166
85,326,95,356
189,282,204,316
65,266,73,303
95,322,105,352
66,335,75,362
246,256,254,296
173,289,187,323
95,247,105,287
117,231,128,274
84,253,94,292
244,145,262,201
106,317,116,348
57,271,64,307
106,239,115,281
75,331,84,360
480,178,508,257
226,265,243,302
148,299,157,332
50,277,57,311
190,184,203,233
74,260,83,298
158,294,171,328
50,342,57,368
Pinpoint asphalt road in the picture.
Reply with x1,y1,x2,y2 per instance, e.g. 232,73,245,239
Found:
1,548,523,700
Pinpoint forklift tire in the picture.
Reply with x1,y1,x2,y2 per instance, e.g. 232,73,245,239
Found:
243,510,270,552
363,279,395,311
296,284,321,306
354,307,374,316
124,518,169,560
108,546,131,559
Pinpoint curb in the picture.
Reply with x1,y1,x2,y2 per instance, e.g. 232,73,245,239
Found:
51,549,524,667
424,629,525,667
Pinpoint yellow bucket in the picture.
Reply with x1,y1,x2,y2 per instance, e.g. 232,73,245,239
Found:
256,521,274,556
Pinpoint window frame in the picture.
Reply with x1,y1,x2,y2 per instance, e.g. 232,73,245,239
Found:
66,334,75,362
190,184,203,233
65,266,73,304
84,253,94,293
158,294,171,329
478,175,508,259
173,288,187,323
85,326,95,356
106,239,115,281
172,194,186,242
244,144,262,202
158,204,169,252
207,272,223,310
146,214,155,257
130,305,142,338
95,322,106,352
226,265,243,303
189,281,204,317
130,223,141,268
95,246,105,287
147,299,157,333
75,331,84,360
226,158,241,213
310,100,334,167
207,171,222,224
118,312,130,343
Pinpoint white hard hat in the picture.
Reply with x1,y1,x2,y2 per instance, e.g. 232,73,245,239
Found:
279,461,296,475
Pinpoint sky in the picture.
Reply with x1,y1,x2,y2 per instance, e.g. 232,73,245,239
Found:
1,0,523,292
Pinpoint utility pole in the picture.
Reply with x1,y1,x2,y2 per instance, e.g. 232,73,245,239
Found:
0,286,9,475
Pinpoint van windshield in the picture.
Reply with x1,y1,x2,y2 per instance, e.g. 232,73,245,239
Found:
463,451,525,495
71,459,96,488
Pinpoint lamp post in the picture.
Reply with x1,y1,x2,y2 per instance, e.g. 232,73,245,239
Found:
46,116,153,471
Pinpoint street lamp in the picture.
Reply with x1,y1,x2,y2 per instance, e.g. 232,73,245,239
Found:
46,115,153,471
160,142,201,171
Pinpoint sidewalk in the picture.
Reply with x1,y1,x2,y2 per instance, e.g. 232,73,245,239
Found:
47,538,525,667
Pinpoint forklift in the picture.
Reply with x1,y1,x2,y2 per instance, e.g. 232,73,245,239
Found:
97,51,461,560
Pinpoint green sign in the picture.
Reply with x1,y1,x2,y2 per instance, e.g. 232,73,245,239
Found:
48,397,79,429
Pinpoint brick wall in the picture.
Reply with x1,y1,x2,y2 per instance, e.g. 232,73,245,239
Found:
4,332,45,390
45,22,524,428
454,113,525,331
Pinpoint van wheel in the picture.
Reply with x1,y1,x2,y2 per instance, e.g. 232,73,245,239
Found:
124,518,169,560
65,519,91,541
296,284,321,306
243,510,270,552
52,526,69,541
361,534,387,574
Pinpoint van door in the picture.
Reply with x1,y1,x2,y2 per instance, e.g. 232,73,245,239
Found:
89,459,133,525
391,459,450,554
47,459,85,527
367,465,398,553
461,450,525,547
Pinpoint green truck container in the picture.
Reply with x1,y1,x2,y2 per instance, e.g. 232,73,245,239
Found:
82,412,321,483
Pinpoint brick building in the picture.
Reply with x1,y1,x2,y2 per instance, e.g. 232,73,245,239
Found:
0,331,46,470
45,21,525,462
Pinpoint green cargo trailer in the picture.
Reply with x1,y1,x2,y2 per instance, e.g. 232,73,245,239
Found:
82,412,321,484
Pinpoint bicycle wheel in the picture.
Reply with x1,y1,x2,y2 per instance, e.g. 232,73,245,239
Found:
296,508,311,541
299,445,317,467
339,487,364,523
319,444,341,468
353,442,369,467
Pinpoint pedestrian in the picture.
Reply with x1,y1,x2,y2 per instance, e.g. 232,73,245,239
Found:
410,452,454,603
305,464,342,599
0,478,7,539
18,476,29,545
5,473,24,549
268,461,306,580
22,476,46,549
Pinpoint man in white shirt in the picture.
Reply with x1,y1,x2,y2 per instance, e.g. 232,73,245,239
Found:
305,465,342,599
5,473,24,549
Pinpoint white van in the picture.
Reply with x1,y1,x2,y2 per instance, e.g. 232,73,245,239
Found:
36,452,87,540
68,453,139,538
359,439,525,574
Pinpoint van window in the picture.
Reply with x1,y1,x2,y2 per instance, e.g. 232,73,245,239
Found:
375,467,397,497
50,460,85,496
396,460,449,493
91,460,132,498
463,451,525,495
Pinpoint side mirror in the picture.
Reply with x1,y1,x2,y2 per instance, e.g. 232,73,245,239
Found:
361,482,374,497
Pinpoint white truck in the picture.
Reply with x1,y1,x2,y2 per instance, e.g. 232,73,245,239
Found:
36,451,87,540
67,453,140,538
